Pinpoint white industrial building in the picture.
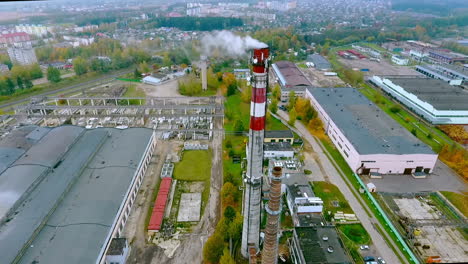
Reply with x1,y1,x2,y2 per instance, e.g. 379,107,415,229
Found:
305,87,438,176
142,75,162,85
392,55,409,65
271,61,311,101
371,76,468,124
263,142,294,159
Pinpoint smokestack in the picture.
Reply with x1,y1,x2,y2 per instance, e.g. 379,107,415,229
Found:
241,46,270,258
200,55,207,91
261,167,283,264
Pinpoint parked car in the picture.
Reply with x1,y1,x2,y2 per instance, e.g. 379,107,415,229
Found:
363,256,375,262
377,257,386,264
279,105,287,111
360,245,370,250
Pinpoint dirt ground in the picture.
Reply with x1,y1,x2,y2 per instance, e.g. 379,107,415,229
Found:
338,57,422,77
300,67,346,87
139,78,184,97
393,197,468,263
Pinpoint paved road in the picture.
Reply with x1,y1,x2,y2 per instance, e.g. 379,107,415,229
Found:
0,68,132,110
274,110,405,264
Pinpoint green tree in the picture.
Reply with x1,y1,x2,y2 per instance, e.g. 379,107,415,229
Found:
16,77,24,89
73,57,88,76
219,248,236,264
24,78,33,89
269,98,278,114
288,108,297,126
203,232,225,263
234,119,245,132
47,67,61,83
138,61,150,73
6,77,15,95
134,68,141,78
288,91,296,110
223,206,236,222
29,64,43,79
272,84,281,100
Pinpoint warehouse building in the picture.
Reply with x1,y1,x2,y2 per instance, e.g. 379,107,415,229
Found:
307,54,331,71
371,76,468,124
305,87,437,175
264,130,294,145
263,142,294,159
0,125,156,264
428,50,468,64
272,61,311,101
415,64,467,85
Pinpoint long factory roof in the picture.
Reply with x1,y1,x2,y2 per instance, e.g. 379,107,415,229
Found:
272,61,311,88
308,87,435,155
0,125,152,264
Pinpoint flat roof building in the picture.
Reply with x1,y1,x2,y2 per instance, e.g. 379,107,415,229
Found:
415,64,467,85
307,54,331,71
272,61,311,101
428,50,468,64
264,142,294,159
264,130,294,145
371,76,468,124
305,87,437,175
0,125,155,264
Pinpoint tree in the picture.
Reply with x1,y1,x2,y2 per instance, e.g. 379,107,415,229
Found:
272,84,281,100
240,85,251,103
223,206,236,222
233,119,245,132
134,68,141,79
29,64,43,79
288,108,297,126
24,78,33,89
269,98,278,114
73,57,88,76
47,67,61,83
138,61,150,73
288,91,296,110
203,233,225,263
6,77,15,95
219,249,236,264
16,76,24,89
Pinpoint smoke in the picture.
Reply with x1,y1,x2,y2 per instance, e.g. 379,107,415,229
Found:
200,30,267,58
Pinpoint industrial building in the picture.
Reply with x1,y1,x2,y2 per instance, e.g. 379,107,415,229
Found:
415,64,467,85
234,68,251,80
391,55,409,65
263,142,294,159
305,87,438,175
148,177,173,235
289,226,352,264
271,61,311,101
264,130,294,144
428,50,468,64
0,125,155,264
307,54,331,71
371,76,468,124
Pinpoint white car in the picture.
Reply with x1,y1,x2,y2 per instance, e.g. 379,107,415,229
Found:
360,245,370,250
377,257,386,264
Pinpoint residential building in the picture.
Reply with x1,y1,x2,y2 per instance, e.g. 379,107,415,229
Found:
0,32,31,48
0,126,156,264
264,142,294,159
0,63,9,74
305,87,437,175
15,24,51,37
307,54,331,71
264,130,294,145
391,55,409,65
371,76,468,125
271,61,311,101
7,46,37,65
289,226,352,264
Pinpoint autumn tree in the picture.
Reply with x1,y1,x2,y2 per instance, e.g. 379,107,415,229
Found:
203,232,225,263
240,84,251,103
219,249,236,264
269,98,278,114
288,108,297,126
73,57,88,76
288,91,296,110
272,84,281,100
47,67,61,83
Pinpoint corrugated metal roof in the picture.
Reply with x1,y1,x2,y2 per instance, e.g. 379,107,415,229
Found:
148,177,172,231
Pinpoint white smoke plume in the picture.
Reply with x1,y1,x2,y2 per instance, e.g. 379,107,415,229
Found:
200,30,267,57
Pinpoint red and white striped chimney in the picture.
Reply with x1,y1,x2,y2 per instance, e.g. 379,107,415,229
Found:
242,47,270,258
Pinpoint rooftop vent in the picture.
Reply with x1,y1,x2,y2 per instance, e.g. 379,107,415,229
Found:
322,236,329,241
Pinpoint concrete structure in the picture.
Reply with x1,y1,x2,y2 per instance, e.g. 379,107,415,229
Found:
371,76,468,124
428,50,468,64
0,125,155,264
200,55,208,90
285,182,323,226
289,226,351,264
391,55,409,65
271,61,310,101
7,46,37,65
142,75,162,85
264,142,294,159
177,193,201,222
415,64,467,85
105,238,130,264
261,167,283,264
264,130,294,144
307,54,331,71
242,47,269,258
305,87,437,175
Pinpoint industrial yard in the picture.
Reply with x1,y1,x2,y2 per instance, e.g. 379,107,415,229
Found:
300,66,346,87
337,57,421,76
380,193,468,263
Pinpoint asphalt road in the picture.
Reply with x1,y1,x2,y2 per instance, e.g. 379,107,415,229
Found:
0,68,132,110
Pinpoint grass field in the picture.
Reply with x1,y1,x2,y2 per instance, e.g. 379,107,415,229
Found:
440,191,468,217
173,150,212,212
311,181,353,214
338,224,371,244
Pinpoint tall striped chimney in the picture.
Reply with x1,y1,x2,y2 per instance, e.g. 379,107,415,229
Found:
241,47,269,259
